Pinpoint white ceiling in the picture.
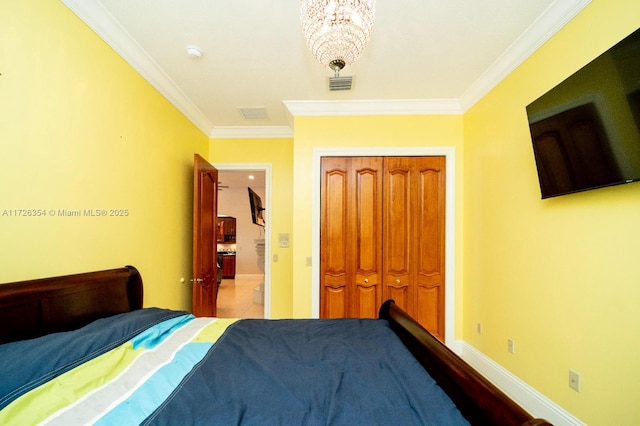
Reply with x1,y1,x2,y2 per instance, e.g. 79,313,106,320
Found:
218,170,265,191
61,0,591,138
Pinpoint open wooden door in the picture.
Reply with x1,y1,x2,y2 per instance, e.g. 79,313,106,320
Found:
192,154,218,317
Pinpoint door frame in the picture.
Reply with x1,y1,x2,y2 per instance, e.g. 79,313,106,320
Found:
213,162,272,319
312,147,456,345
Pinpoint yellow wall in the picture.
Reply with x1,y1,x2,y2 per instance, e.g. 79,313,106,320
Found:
291,115,465,325
0,0,209,310
209,138,294,318
463,0,640,423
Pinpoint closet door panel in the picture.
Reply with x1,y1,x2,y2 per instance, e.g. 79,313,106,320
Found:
383,158,413,313
355,166,379,273
414,157,446,338
320,160,351,318
417,168,443,275
385,167,411,274
324,286,347,319
353,158,383,318
321,157,382,319
385,283,410,312
324,169,348,275
417,284,441,339
354,284,378,318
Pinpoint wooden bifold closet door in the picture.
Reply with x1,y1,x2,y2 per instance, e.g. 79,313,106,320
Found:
320,157,384,319
320,156,445,340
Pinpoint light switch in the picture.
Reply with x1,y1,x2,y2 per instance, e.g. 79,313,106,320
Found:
278,233,290,248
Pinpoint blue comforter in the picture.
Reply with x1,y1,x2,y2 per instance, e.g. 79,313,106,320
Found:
0,309,469,425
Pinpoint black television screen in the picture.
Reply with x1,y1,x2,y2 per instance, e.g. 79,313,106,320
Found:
248,187,265,227
526,27,640,199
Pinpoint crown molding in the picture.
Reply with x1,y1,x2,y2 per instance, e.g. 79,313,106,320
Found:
61,0,590,137
459,0,592,111
60,0,214,136
283,99,464,118
210,126,293,139
285,0,591,118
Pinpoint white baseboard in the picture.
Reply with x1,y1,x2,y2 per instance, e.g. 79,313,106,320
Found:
458,341,584,426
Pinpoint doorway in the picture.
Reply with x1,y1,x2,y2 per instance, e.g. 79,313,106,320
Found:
312,147,456,345
214,163,272,319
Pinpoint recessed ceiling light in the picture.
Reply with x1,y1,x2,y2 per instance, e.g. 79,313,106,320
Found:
248,175,255,180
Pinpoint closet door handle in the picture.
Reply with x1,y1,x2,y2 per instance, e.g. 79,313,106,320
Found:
364,278,369,283
395,279,401,284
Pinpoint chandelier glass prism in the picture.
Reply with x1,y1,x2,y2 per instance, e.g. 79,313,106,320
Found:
300,0,376,75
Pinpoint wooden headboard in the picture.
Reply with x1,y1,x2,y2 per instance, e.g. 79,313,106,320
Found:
0,266,143,345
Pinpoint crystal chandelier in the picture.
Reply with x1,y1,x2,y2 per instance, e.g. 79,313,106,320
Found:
300,0,376,76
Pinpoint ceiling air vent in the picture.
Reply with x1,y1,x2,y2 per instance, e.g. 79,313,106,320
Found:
329,76,353,91
238,106,268,120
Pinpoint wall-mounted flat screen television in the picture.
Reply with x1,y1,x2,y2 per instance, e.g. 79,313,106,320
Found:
526,27,640,199
248,187,265,227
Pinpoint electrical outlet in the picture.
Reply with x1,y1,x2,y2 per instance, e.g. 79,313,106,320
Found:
569,370,580,392
477,323,482,334
507,339,515,354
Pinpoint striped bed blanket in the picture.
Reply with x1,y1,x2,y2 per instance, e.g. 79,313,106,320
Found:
0,308,469,425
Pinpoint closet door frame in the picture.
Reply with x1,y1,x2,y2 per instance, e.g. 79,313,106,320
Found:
311,147,456,347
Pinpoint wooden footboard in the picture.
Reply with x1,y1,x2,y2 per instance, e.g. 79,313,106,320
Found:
0,266,143,344
379,300,551,426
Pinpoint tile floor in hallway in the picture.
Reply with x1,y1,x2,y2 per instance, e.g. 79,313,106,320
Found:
216,277,264,319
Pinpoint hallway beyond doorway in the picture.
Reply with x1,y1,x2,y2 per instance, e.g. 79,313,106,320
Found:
215,164,271,319
217,277,265,318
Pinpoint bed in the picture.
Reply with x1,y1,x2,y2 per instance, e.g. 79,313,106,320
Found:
0,266,551,425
